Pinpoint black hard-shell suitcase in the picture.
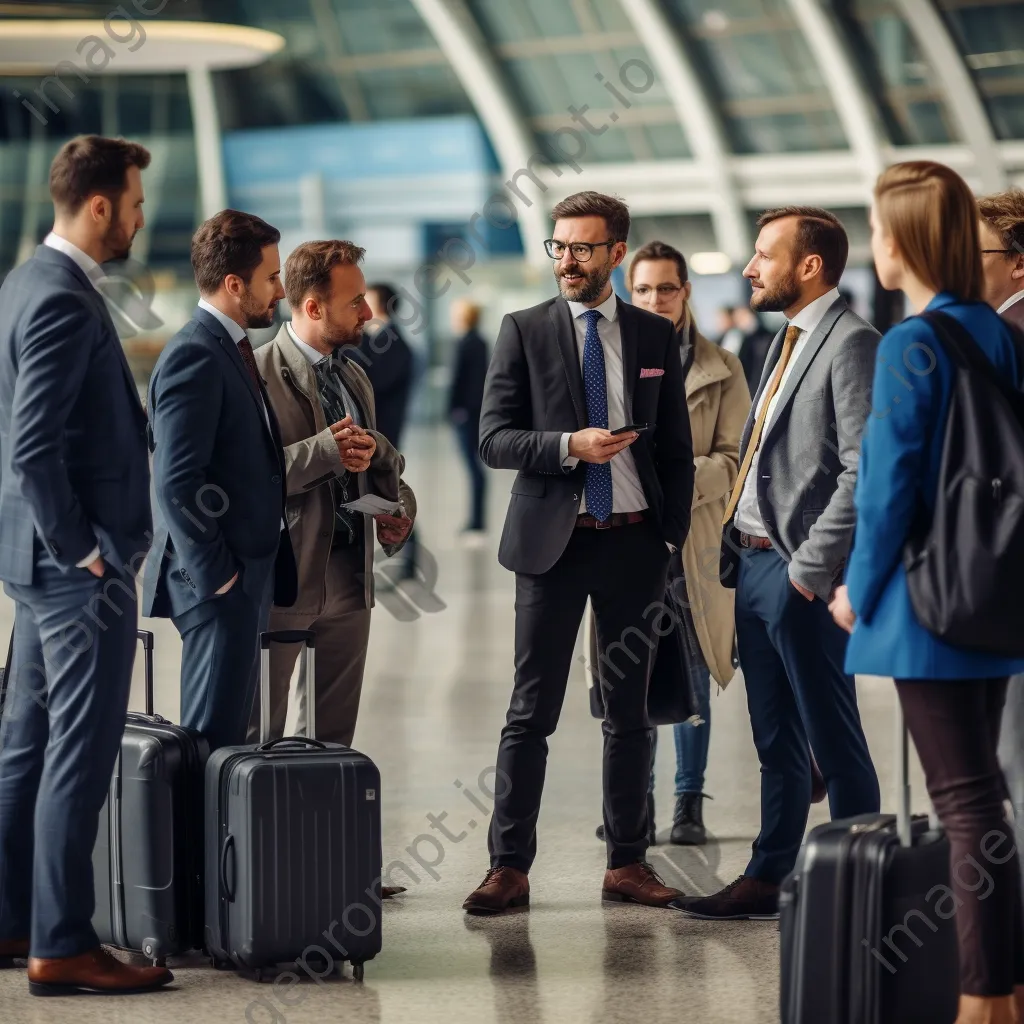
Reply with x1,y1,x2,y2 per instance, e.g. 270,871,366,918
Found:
779,706,959,1023
204,630,383,980
92,629,209,963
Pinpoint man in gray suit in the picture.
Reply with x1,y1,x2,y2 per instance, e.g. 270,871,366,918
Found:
0,136,171,994
678,207,881,921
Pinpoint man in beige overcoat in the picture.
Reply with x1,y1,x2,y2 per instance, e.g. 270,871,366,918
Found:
250,239,415,748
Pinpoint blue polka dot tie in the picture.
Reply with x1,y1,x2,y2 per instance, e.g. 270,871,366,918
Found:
581,308,613,522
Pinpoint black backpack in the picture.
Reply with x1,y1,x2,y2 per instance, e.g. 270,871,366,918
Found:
903,310,1024,656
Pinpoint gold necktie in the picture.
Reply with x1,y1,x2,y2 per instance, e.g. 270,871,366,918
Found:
722,324,801,526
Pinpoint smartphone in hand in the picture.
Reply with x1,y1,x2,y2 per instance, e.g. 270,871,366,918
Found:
611,423,650,436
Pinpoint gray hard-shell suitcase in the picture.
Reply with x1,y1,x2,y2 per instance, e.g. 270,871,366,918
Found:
92,629,210,963
779,705,959,1023
204,629,383,980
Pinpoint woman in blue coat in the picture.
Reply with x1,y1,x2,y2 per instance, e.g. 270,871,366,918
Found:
830,160,1024,1024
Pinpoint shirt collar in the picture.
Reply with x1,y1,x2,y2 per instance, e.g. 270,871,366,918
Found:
286,321,332,368
998,289,1024,315
44,232,103,288
568,289,619,324
197,298,248,345
788,287,841,336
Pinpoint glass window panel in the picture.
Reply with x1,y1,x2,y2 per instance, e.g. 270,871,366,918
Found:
465,0,582,43
327,0,441,55
936,0,1024,140
354,65,475,119
587,0,635,33
642,123,692,159
216,64,348,130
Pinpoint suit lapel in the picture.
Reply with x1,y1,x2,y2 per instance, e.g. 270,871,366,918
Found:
617,298,638,424
549,299,586,428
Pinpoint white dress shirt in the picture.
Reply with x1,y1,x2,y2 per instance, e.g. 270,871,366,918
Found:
998,289,1024,315
45,233,106,568
286,322,359,425
559,290,647,514
734,287,841,537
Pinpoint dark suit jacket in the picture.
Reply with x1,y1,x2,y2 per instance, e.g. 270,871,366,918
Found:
1001,293,1024,335
353,322,414,446
479,295,694,575
448,329,489,423
142,306,296,620
0,245,151,584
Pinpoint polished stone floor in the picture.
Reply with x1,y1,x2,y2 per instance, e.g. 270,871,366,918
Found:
0,427,928,1024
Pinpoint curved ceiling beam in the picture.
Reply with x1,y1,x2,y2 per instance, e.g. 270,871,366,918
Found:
891,0,1006,193
618,0,750,262
407,0,552,266
785,0,886,199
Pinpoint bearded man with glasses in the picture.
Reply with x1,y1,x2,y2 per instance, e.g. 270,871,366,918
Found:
462,191,695,916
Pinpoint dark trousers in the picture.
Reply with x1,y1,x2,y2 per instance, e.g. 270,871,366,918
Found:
736,547,879,883
488,519,669,872
0,554,137,957
175,571,273,752
897,677,1024,997
454,418,486,531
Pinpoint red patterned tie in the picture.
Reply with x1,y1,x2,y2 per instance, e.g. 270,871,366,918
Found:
236,336,262,392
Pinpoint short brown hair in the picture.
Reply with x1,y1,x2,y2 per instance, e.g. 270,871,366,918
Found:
191,210,281,295
551,191,630,242
627,240,688,289
284,239,366,309
757,206,849,287
978,188,1024,260
874,161,982,301
49,135,151,216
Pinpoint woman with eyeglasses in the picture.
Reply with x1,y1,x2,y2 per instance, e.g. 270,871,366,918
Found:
595,240,750,845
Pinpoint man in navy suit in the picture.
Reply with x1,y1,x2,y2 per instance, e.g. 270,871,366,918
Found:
0,136,172,994
143,210,297,752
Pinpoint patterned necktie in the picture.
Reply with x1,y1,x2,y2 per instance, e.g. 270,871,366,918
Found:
581,308,613,522
722,323,801,525
236,336,262,393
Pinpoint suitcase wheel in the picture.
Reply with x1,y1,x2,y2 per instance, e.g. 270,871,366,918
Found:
352,963,364,982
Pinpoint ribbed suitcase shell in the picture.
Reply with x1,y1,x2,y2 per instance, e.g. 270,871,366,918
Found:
92,631,208,962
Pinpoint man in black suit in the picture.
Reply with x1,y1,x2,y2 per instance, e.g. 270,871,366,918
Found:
143,210,297,752
462,192,695,914
0,136,172,994
358,283,415,448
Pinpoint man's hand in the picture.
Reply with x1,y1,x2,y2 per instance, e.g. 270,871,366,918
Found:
85,555,106,578
331,417,376,473
568,427,637,464
790,577,814,602
829,584,857,634
215,571,238,596
375,511,412,547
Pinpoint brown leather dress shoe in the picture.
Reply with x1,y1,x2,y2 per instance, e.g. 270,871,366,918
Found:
602,861,685,907
27,946,174,996
0,939,29,968
462,867,530,915
674,875,780,920
382,886,407,899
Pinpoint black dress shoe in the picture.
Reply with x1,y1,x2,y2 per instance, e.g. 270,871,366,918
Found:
674,875,780,921
596,794,657,845
670,792,709,846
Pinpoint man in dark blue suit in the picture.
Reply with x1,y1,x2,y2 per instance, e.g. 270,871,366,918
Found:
143,210,297,752
0,136,172,994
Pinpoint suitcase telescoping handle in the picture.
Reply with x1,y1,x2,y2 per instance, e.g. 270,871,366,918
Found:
259,630,316,745
895,701,940,847
136,629,155,716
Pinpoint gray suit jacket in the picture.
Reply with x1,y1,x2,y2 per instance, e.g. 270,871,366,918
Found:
721,297,880,600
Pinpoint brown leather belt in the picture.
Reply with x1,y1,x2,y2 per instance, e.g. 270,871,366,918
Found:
576,510,646,530
739,531,773,550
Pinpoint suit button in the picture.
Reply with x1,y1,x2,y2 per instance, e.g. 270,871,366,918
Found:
272,475,281,484
572,494,579,502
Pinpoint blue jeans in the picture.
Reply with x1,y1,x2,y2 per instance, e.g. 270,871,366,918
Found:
649,663,712,796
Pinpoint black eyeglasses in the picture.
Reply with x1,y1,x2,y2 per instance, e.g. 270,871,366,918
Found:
982,249,1014,255
544,239,616,263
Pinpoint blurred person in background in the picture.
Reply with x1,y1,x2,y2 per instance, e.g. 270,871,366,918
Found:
447,299,489,544
718,306,744,356
592,240,749,847
832,162,1024,1024
731,305,774,395
978,189,1024,902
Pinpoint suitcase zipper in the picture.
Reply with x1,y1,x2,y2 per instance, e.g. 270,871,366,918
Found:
110,747,127,950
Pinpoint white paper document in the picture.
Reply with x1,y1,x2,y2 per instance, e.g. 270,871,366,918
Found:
341,493,404,516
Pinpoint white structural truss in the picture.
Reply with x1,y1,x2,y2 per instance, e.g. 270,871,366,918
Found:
893,0,1007,193
408,0,554,265
619,0,751,261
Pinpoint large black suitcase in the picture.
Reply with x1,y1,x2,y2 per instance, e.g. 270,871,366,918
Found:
779,707,959,1023
92,629,209,963
204,629,383,980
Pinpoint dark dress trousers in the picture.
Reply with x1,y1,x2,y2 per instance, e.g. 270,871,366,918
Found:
0,245,151,958
448,328,489,531
479,295,694,872
143,308,296,752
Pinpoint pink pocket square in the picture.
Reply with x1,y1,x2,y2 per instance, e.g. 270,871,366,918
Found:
639,367,665,379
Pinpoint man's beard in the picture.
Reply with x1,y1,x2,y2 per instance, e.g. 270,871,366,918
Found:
102,220,135,262
750,269,801,313
322,317,364,350
239,287,278,329
555,260,612,304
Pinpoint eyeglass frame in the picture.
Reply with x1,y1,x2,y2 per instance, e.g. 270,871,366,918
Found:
631,283,685,297
981,249,1015,255
544,238,618,263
